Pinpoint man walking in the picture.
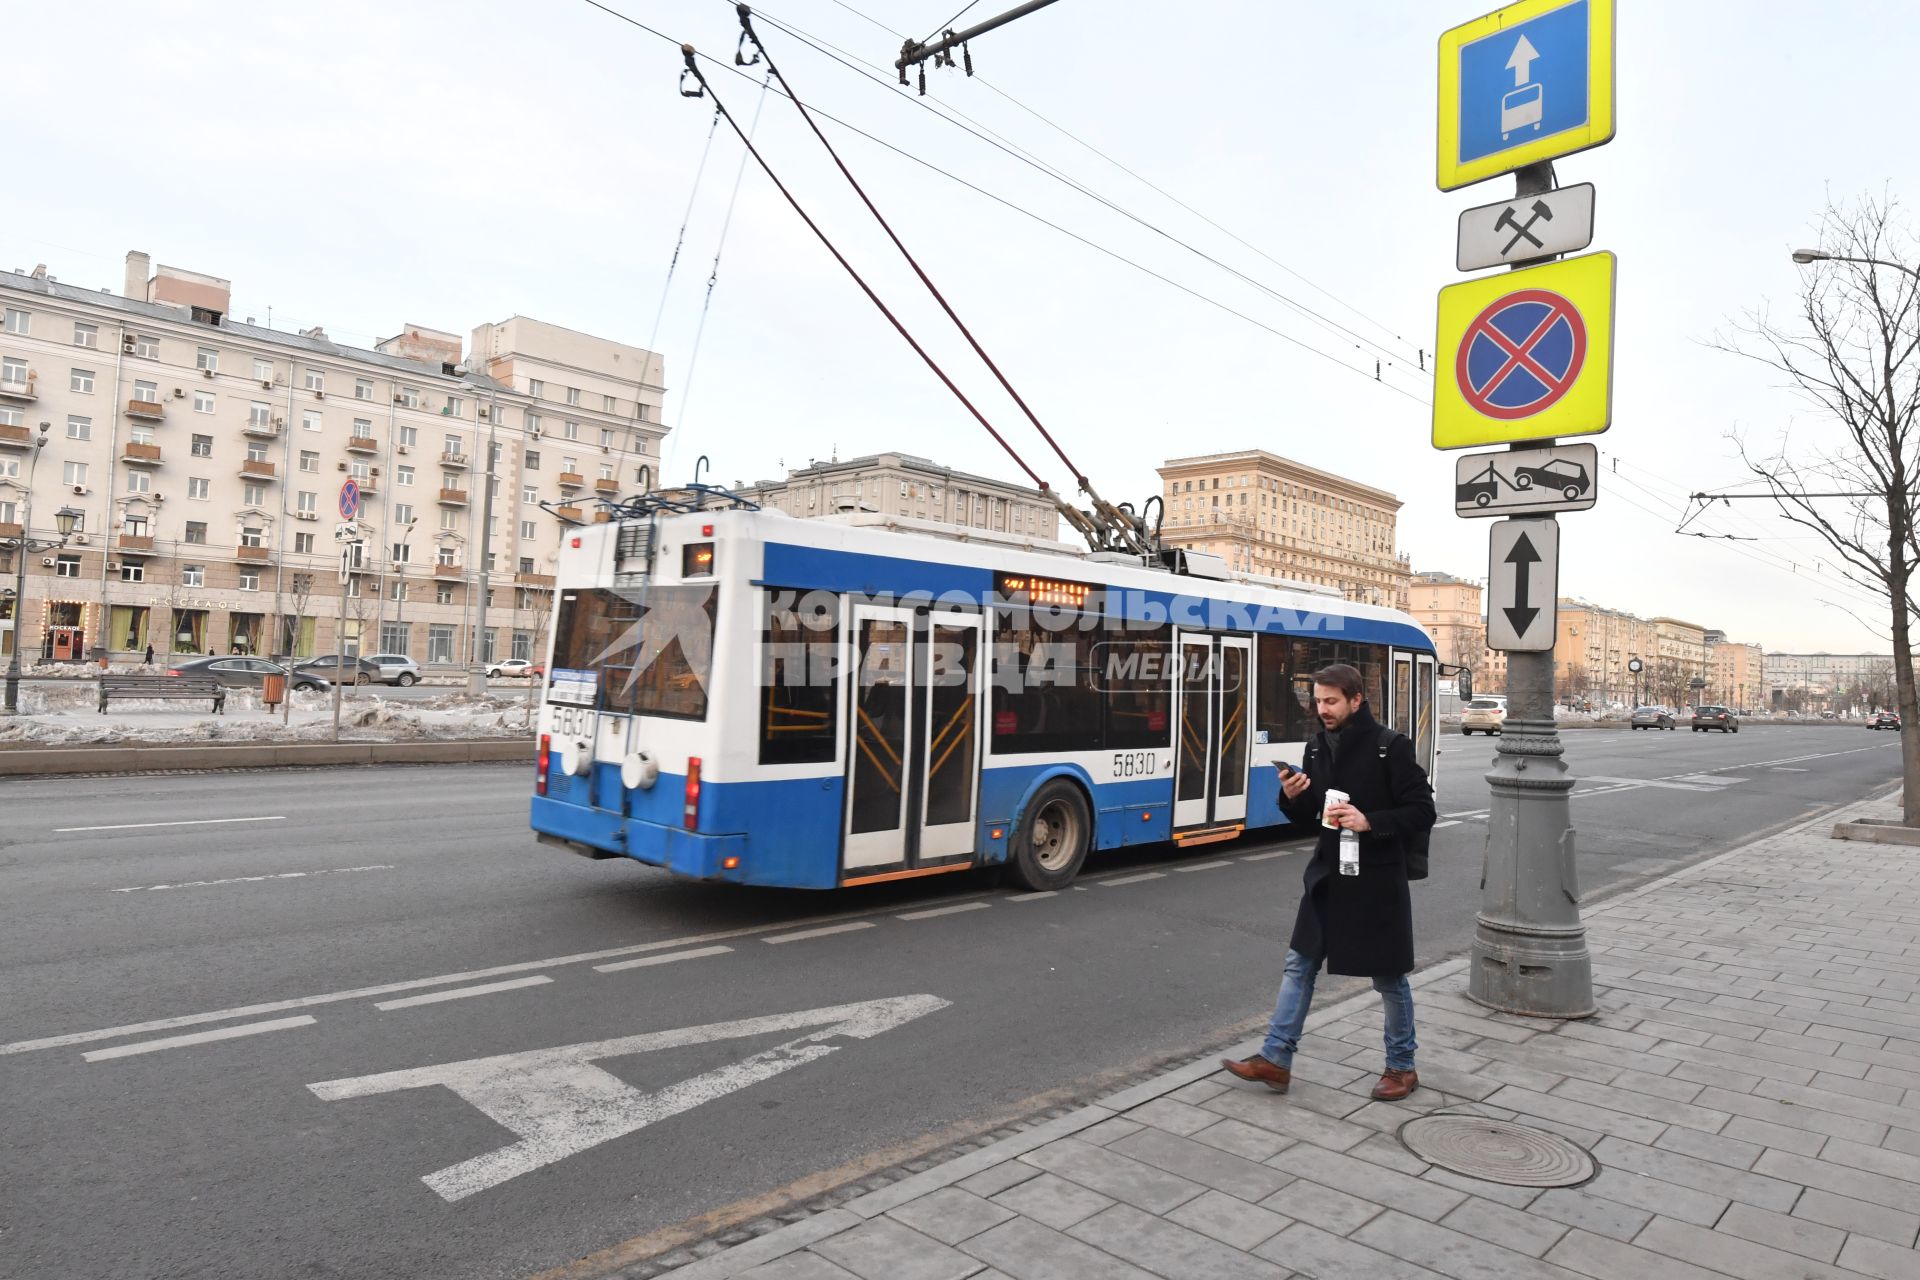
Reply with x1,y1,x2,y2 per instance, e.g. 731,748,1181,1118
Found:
1222,663,1435,1101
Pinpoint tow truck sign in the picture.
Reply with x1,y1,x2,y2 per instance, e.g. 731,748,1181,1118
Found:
1454,442,1597,518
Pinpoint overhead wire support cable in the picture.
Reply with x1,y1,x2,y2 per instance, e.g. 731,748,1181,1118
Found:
676,43,1050,494
647,106,724,354
735,4,1145,553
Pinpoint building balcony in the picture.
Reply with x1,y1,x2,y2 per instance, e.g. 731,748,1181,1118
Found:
433,562,463,579
358,478,379,496
0,423,30,450
346,436,379,454
557,472,585,489
439,452,469,470
122,442,163,466
116,534,156,555
240,458,276,480
556,506,584,522
0,521,21,540
0,376,37,401
235,544,271,563
242,419,281,438
515,572,555,588
593,478,619,495
126,398,165,421
437,487,468,506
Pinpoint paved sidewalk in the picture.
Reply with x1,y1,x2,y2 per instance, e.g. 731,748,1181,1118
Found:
655,792,1920,1280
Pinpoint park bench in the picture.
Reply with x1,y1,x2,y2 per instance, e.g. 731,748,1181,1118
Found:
97,674,226,715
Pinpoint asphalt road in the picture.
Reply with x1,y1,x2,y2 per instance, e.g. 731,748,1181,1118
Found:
0,724,1900,1280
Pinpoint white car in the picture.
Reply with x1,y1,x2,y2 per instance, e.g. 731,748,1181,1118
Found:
486,657,543,679
1460,696,1508,736
360,652,422,687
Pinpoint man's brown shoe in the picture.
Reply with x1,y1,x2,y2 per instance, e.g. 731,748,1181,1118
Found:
1371,1068,1418,1101
1221,1054,1291,1092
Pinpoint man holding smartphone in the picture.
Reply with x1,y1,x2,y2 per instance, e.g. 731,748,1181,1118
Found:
1221,663,1436,1101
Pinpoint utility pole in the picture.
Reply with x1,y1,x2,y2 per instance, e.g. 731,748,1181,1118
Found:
466,408,498,696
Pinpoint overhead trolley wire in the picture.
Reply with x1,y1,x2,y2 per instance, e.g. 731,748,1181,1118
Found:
647,106,724,353
735,5,1091,492
675,44,1051,491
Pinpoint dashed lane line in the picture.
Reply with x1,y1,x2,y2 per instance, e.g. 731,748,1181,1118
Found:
763,922,875,945
897,902,993,921
1175,860,1232,873
1007,890,1058,901
374,976,553,1012
56,815,287,834
81,1016,316,1063
1103,872,1166,886
111,864,395,893
1241,851,1290,862
595,946,735,973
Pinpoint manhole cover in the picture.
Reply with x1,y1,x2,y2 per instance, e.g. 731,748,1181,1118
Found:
1399,1115,1596,1188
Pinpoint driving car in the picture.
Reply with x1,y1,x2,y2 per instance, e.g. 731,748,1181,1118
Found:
164,656,331,693
486,657,545,679
1629,705,1675,730
1460,696,1508,735
293,655,383,686
1870,710,1901,730
1691,705,1740,733
360,652,422,687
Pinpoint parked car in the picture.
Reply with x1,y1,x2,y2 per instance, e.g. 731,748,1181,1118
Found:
486,657,545,679
1629,705,1675,730
1460,696,1508,735
293,655,383,686
1870,710,1901,731
1691,705,1740,733
360,653,422,687
165,656,331,693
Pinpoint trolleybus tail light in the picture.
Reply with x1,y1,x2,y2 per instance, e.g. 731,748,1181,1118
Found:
684,757,702,830
722,855,740,870
537,733,552,796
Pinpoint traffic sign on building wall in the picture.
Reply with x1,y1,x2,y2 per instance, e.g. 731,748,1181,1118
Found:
1433,250,1615,449
1437,0,1615,191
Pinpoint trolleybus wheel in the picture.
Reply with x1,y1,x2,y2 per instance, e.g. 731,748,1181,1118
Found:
1010,780,1091,891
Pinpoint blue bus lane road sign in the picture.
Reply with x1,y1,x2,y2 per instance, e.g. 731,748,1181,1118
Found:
1438,0,1615,191
1433,250,1615,449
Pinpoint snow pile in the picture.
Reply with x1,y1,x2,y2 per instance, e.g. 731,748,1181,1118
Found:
0,684,532,747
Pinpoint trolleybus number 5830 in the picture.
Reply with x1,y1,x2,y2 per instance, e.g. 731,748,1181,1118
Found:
1113,751,1159,778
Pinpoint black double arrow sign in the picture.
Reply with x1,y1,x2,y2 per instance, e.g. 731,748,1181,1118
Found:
1503,530,1542,636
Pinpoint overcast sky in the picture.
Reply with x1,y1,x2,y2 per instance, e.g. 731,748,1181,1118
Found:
10,1,1918,653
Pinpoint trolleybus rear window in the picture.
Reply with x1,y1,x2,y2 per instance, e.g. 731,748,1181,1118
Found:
551,585,718,720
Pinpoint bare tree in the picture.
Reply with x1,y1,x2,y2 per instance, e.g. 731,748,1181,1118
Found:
1718,195,1920,820
280,572,316,660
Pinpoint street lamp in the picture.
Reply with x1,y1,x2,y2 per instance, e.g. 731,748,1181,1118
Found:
1791,248,1920,285
5,422,83,713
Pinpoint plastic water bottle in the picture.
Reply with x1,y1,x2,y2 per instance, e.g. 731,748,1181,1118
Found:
1339,828,1361,876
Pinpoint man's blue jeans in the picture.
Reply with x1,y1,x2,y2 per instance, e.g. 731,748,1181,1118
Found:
1260,948,1416,1071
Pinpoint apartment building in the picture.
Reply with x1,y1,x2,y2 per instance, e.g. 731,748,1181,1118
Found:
1407,571,1506,693
1650,617,1710,690
0,252,666,665
1765,652,1895,712
1704,633,1766,710
1156,450,1411,607
736,452,1060,539
1553,600,1659,705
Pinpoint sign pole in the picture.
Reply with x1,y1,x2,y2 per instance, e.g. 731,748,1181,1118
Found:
1468,161,1594,1018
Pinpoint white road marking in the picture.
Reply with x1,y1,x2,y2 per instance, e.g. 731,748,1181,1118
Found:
375,976,553,1012
1175,860,1232,873
1241,851,1290,862
1432,820,1462,829
1008,890,1058,901
1442,811,1481,819
897,901,993,921
595,946,734,973
83,1015,316,1062
111,865,394,893
57,815,287,834
1103,872,1166,886
1772,767,1809,772
764,922,875,945
308,995,951,1201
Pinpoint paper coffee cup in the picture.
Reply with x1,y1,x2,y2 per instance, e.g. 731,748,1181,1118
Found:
1322,788,1349,829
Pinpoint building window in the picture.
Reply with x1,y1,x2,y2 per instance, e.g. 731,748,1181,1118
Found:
249,401,272,427
445,396,463,417
563,421,579,440
193,391,215,414
562,457,578,474
396,423,417,447
3,309,29,334
118,562,144,582
299,450,318,473
355,377,373,401
396,465,414,486
173,563,205,589
184,521,207,544
125,470,151,493
63,460,88,487
436,545,456,566
390,580,407,602
243,483,266,506
428,624,455,663
435,584,453,605
70,368,94,393
528,378,544,398
523,450,540,471
394,503,413,525
304,368,324,392
597,463,614,481
349,460,369,481
520,520,536,540
439,510,459,531
56,554,80,577
246,441,269,462
399,386,419,408
72,321,98,348
195,346,218,372
380,622,410,654
0,357,25,385
443,433,462,456
239,572,259,591
66,415,90,440
565,387,581,406
303,410,321,433
521,485,538,505
294,532,315,554
297,491,317,515
389,541,410,563
240,526,265,548
599,428,616,448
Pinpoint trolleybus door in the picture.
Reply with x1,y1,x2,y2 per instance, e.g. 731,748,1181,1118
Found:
1173,634,1252,831
843,606,985,871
